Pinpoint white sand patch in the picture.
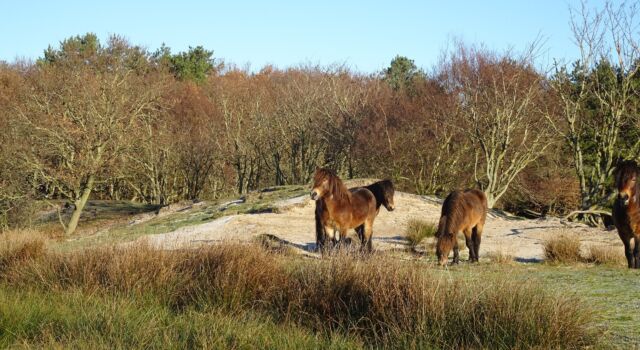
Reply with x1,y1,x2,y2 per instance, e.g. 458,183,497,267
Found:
135,190,619,260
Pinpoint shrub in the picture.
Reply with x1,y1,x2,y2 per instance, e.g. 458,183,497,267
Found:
584,245,626,266
404,219,437,250
543,233,582,263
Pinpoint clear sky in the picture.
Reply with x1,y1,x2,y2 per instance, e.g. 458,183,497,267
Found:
0,0,607,73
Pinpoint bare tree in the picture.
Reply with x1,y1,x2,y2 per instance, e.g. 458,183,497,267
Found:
14,36,166,234
440,42,555,208
550,1,640,224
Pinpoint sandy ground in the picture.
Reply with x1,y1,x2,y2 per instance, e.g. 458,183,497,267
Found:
137,190,621,261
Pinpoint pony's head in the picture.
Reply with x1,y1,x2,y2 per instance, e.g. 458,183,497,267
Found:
435,234,454,266
379,180,396,211
311,167,343,201
614,160,640,206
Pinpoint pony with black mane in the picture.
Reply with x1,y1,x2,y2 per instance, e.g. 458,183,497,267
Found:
612,159,640,268
315,179,395,252
310,168,379,252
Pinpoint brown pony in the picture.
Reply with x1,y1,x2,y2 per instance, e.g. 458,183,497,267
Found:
612,160,640,268
435,189,487,265
311,168,378,252
315,179,395,251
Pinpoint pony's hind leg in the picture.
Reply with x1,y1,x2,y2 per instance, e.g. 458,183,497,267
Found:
463,229,475,262
472,224,483,263
359,220,374,253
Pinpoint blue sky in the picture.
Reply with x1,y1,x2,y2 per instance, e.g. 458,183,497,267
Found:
1,1,606,72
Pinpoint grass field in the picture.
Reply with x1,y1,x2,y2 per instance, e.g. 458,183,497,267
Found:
2,190,639,348
0,232,633,349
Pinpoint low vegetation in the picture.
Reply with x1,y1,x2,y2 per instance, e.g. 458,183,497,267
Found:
485,250,514,264
403,219,437,251
543,233,582,263
584,245,626,266
543,233,627,267
0,235,598,349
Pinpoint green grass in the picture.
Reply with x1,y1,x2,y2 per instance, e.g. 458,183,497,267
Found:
521,264,640,346
0,286,358,349
0,238,599,349
11,188,640,347
438,262,640,347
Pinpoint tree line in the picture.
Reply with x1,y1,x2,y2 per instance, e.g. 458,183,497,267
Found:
1,1,639,233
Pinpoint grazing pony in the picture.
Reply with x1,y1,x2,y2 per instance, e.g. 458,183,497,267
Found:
311,168,378,252
435,189,487,266
315,179,395,252
612,160,640,268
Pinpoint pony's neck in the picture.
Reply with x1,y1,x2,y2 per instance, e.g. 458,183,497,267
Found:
324,178,350,212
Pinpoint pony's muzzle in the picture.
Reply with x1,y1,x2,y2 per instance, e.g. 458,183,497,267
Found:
310,191,318,200
619,192,630,206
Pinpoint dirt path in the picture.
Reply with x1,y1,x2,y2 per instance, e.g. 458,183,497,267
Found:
139,191,620,260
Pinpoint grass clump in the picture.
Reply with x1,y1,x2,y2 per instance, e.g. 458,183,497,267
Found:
0,287,357,349
0,229,46,274
543,233,582,263
584,245,626,266
0,237,599,349
486,250,514,264
404,219,437,250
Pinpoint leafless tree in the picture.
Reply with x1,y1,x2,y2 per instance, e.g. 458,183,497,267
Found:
549,0,640,224
439,42,555,208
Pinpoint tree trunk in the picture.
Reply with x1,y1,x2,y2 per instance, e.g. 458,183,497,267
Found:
485,191,496,209
65,175,95,235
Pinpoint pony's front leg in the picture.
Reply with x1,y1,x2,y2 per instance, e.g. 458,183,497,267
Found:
335,227,350,250
623,238,634,268
324,225,338,252
452,238,460,264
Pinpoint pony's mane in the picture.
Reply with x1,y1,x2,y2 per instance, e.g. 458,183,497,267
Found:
438,191,466,235
314,168,348,200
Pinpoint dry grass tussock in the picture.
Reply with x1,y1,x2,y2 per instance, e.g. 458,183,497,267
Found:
543,233,626,266
0,236,598,349
584,245,626,266
485,250,514,264
0,229,47,274
404,219,437,251
542,233,582,263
